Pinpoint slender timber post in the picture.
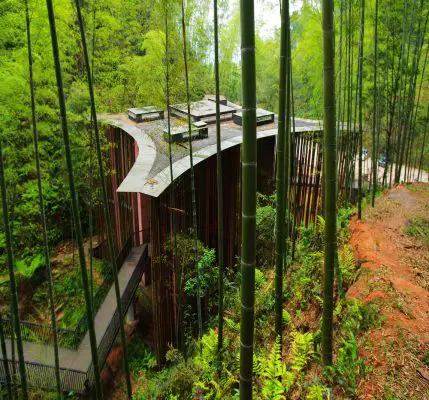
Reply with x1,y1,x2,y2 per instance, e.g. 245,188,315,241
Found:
357,0,365,219
214,0,225,373
321,0,337,366
45,0,103,397
274,0,289,342
180,0,203,346
239,0,257,396
372,0,379,206
25,0,62,395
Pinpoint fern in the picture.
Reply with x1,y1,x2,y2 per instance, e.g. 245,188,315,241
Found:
224,317,240,332
253,354,263,375
290,331,314,372
194,329,218,377
306,384,329,399
257,339,295,399
261,340,286,399
335,332,367,396
338,245,355,284
282,310,291,326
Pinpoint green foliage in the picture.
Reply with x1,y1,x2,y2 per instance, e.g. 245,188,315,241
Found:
329,299,383,396
15,254,44,279
290,331,314,372
306,384,329,400
335,332,367,396
255,193,277,267
184,248,217,298
338,245,355,285
164,234,217,298
128,334,157,374
292,223,324,308
255,268,267,287
254,339,295,399
282,310,291,327
403,217,429,246
0,0,215,288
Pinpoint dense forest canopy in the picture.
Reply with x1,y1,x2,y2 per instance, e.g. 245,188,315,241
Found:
0,0,428,324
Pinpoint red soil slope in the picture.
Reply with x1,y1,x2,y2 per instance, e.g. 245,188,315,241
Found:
347,184,429,399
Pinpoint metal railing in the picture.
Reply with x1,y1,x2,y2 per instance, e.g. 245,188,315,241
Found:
0,230,149,393
1,230,149,351
86,243,149,390
1,317,79,350
0,358,88,393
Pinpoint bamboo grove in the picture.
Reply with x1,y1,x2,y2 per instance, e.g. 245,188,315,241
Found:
0,0,428,398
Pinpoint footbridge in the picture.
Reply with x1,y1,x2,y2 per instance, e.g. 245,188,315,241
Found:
0,244,148,394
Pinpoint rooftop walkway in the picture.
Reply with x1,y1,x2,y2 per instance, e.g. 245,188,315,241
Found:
0,244,148,394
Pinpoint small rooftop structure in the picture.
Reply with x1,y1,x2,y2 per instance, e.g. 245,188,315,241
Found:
205,94,228,106
127,106,164,122
169,100,236,123
163,121,208,143
233,108,275,126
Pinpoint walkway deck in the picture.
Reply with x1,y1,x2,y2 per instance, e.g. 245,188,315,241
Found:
0,244,148,393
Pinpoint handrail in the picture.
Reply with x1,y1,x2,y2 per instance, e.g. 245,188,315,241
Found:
88,245,148,387
1,230,150,350
0,242,150,394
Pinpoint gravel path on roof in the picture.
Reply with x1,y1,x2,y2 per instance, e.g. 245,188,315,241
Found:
138,117,277,179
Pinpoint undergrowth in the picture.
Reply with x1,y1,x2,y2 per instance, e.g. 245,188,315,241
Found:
403,216,429,246
128,199,381,399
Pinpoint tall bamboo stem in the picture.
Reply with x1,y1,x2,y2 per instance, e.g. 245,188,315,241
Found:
274,0,289,342
73,0,133,396
45,0,102,396
357,0,365,219
239,0,257,396
371,0,379,206
213,0,225,372
321,0,337,366
0,312,12,399
180,0,202,347
0,141,29,399
25,0,62,395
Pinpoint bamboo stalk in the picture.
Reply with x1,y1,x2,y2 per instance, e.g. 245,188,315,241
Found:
274,0,289,343
0,312,12,399
372,0,379,206
239,0,257,395
321,0,337,366
180,0,202,348
0,141,28,399
25,0,62,395
357,0,365,219
164,0,180,352
45,0,102,396
213,0,225,373
73,0,133,396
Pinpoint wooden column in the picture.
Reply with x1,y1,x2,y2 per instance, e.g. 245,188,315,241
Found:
150,196,174,365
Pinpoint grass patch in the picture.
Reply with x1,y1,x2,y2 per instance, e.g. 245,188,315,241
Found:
403,217,429,246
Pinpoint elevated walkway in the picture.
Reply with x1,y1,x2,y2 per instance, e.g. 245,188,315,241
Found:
0,244,149,394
